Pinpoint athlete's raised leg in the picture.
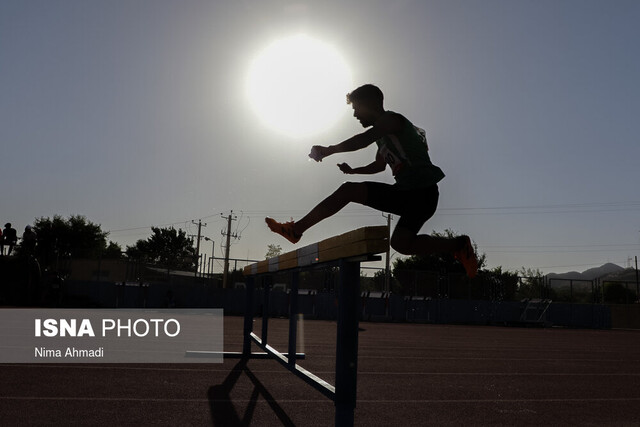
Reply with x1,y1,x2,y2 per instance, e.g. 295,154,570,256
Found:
390,226,459,255
266,182,368,244
390,226,478,278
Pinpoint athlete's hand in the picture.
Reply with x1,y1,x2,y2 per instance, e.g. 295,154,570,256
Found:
337,163,354,174
309,145,330,162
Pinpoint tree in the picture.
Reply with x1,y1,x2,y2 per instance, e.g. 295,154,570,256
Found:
125,227,197,271
368,269,393,292
516,267,548,299
265,244,282,259
477,266,520,301
603,282,636,304
27,215,117,268
103,241,124,259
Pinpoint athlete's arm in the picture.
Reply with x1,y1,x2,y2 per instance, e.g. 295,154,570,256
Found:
309,112,404,162
338,153,386,175
309,131,374,161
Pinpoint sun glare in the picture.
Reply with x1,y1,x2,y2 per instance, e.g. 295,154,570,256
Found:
246,34,353,138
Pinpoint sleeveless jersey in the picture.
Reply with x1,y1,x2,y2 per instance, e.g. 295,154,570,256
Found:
375,112,445,189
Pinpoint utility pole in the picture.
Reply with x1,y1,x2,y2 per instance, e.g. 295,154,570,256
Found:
192,220,207,277
221,211,238,289
382,213,392,293
636,255,640,301
637,230,639,302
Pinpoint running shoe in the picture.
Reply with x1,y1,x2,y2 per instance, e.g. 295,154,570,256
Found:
265,217,301,244
454,235,478,278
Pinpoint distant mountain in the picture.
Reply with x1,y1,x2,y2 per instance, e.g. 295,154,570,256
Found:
548,263,625,281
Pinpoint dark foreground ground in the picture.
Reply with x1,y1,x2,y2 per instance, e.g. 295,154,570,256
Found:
1,316,639,426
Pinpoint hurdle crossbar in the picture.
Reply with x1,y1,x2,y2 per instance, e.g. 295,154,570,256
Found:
242,225,389,275
236,225,389,427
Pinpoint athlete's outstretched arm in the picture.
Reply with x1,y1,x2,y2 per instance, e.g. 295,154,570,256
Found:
309,112,404,162
338,153,386,175
309,129,377,161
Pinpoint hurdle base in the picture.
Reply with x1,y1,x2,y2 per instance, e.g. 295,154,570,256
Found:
249,332,336,400
185,350,305,359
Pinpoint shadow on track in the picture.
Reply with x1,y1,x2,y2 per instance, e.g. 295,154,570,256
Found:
208,359,295,426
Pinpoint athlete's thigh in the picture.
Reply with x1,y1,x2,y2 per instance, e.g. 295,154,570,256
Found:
394,185,440,235
362,182,409,215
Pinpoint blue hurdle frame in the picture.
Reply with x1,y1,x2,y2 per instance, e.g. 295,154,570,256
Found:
240,255,379,427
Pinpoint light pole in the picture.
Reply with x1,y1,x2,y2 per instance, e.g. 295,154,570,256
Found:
204,237,214,275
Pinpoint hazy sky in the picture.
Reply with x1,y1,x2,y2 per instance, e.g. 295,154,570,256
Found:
2,0,639,274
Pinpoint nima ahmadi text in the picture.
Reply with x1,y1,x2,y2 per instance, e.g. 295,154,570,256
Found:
35,347,104,358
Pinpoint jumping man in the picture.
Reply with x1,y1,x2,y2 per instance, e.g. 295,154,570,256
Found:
266,84,478,277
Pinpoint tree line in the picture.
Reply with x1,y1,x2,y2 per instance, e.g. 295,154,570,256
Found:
19,214,545,299
18,215,197,272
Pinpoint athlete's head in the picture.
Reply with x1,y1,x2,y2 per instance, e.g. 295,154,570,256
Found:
346,84,384,106
346,84,385,127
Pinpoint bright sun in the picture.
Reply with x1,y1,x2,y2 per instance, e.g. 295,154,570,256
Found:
246,34,353,138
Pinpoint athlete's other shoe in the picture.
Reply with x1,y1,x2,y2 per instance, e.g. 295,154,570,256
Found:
265,217,301,244
454,235,478,278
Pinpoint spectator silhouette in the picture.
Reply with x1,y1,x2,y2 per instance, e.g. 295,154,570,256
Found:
22,225,37,255
2,223,18,256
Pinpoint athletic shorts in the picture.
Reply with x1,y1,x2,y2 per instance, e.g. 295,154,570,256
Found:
363,182,439,235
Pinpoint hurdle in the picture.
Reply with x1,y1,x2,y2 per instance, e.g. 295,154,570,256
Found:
239,226,389,427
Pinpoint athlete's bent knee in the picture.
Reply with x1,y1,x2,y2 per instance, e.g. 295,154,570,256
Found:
390,232,416,256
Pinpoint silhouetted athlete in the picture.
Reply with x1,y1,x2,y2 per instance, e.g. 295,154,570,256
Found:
266,84,478,277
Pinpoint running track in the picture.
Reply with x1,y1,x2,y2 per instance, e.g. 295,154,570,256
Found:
1,317,639,426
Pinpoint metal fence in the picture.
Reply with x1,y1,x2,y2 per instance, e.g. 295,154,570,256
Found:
366,269,639,305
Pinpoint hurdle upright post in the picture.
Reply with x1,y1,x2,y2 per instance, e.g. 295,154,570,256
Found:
242,276,255,357
335,258,361,426
288,270,300,368
261,276,271,346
